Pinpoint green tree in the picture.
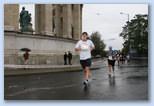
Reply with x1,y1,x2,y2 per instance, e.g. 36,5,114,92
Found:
90,32,106,57
120,14,148,56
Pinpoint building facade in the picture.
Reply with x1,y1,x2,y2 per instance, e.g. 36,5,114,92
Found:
4,4,83,65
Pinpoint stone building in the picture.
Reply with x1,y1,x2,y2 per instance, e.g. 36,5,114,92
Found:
4,4,83,65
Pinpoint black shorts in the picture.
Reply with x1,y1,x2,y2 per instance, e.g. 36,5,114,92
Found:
108,59,115,66
80,58,92,69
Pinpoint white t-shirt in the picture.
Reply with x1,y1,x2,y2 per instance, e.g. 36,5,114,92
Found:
75,40,95,60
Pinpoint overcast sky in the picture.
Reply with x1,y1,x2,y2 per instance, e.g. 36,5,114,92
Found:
20,4,148,50
82,4,148,50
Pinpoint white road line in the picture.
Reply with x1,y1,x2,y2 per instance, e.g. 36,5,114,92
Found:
7,84,78,97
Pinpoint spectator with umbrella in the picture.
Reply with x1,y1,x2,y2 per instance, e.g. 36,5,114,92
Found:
20,48,31,65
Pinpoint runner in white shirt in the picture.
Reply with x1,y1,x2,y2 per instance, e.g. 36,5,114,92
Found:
75,32,95,86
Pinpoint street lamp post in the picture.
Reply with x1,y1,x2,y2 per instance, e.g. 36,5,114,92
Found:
120,12,132,58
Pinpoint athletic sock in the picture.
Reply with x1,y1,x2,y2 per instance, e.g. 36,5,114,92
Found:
83,80,88,84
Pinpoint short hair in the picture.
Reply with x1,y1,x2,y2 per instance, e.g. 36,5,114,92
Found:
82,32,88,36
22,7,25,10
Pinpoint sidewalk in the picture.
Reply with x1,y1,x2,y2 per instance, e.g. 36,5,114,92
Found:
4,64,82,76
4,60,105,76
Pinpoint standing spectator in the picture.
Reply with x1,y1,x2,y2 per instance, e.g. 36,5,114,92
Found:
64,52,68,65
68,51,72,65
23,51,29,65
120,53,125,64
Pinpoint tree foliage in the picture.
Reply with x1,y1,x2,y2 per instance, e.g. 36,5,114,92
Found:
90,32,106,57
120,14,148,56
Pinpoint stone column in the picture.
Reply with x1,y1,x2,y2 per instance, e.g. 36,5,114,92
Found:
80,4,83,37
54,5,63,37
72,4,82,40
35,4,53,36
62,4,72,38
4,4,19,31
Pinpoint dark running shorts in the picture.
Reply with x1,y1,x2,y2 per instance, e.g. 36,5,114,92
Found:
108,59,115,66
80,58,92,69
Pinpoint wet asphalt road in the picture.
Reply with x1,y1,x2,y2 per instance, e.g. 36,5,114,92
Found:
4,61,148,100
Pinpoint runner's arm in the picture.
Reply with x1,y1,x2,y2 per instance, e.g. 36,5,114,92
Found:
75,48,81,51
90,46,95,51
90,40,95,51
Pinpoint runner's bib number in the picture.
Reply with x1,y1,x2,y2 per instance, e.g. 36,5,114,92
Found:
108,56,113,60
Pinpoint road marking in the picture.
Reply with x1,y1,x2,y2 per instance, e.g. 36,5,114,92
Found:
8,85,19,88
7,84,78,97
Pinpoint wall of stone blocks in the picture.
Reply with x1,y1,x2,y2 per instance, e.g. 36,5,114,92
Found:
4,31,80,65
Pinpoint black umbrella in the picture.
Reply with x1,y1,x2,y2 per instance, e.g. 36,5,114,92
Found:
20,48,31,52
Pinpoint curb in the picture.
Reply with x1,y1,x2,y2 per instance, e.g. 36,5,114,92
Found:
4,65,102,76
4,64,147,76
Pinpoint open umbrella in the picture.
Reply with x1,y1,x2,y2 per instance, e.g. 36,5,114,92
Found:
20,48,31,52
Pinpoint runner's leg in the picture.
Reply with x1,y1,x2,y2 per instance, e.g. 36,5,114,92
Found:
108,64,112,76
84,67,90,80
